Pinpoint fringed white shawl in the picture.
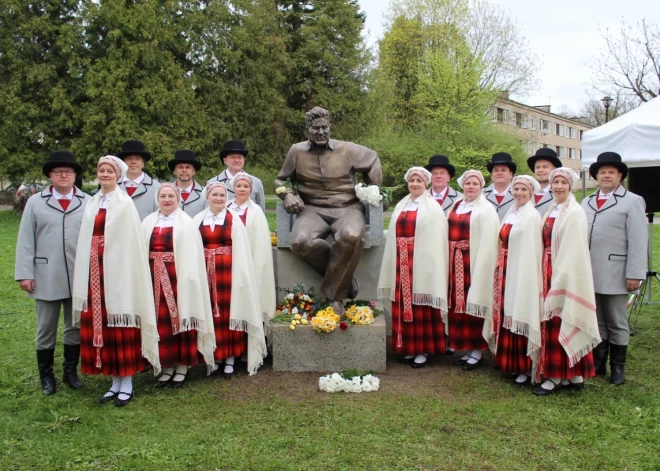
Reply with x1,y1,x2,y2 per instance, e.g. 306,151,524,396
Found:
227,198,276,339
447,193,500,319
142,209,216,371
193,208,267,375
542,194,601,367
377,191,449,320
72,188,160,374
484,200,543,370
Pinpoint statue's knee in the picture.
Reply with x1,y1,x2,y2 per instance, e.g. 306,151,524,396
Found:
336,225,365,246
290,231,311,255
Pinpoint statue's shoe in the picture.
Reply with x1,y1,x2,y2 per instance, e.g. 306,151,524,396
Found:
329,299,346,317
348,278,359,299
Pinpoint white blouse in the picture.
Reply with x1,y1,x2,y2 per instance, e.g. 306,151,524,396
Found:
203,209,227,232
455,199,475,215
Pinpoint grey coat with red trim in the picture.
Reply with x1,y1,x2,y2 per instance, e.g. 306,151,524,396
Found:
15,186,90,301
581,185,647,294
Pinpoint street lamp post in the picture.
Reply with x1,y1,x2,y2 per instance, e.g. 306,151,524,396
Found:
601,95,614,123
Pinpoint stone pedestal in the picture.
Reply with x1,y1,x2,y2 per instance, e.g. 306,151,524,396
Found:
271,315,386,372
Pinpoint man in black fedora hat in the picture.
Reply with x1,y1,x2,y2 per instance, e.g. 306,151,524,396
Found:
15,151,90,395
483,152,516,221
528,147,562,215
425,155,463,213
206,140,265,211
581,151,647,386
116,139,160,220
169,149,207,217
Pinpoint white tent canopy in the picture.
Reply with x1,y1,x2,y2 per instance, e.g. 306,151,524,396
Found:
582,96,660,169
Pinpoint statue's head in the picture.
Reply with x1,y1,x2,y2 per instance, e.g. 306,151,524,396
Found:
306,107,331,147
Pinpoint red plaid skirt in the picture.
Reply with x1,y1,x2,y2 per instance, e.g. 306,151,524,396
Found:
199,214,247,361
391,210,446,355
149,227,199,368
493,224,531,372
447,209,487,351
80,209,147,376
541,317,595,379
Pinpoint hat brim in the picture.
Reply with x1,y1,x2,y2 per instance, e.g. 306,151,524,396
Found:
424,163,456,178
220,150,248,159
487,162,517,174
117,151,152,162
168,159,202,172
589,162,628,181
527,156,562,171
42,161,83,178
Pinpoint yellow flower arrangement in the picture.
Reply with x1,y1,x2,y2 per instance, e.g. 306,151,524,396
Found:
345,304,375,325
311,307,340,333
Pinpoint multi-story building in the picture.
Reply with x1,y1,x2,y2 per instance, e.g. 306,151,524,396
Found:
492,95,595,187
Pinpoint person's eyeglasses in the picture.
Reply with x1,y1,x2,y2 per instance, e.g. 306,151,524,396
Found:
52,169,75,176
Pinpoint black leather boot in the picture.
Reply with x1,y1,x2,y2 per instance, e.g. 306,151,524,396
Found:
609,344,627,386
62,344,84,389
593,341,609,377
37,349,56,395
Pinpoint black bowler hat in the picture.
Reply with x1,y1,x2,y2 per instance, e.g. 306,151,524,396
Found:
116,140,152,162
487,152,517,174
527,147,561,171
42,151,83,177
424,155,456,178
220,140,249,159
168,149,202,172
589,152,628,180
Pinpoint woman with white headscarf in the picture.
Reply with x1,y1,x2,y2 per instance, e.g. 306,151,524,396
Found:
226,173,276,338
378,167,449,368
72,156,159,407
534,167,600,395
193,182,267,379
484,175,543,386
446,170,500,371
141,183,216,388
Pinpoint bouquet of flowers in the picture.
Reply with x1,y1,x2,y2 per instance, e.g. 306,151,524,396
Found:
355,183,383,207
272,284,318,324
345,304,375,325
319,372,380,393
310,307,340,333
276,177,298,196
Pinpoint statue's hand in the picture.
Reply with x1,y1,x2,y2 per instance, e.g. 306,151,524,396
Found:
283,193,304,214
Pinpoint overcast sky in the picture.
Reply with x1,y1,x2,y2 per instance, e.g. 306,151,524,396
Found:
359,0,659,113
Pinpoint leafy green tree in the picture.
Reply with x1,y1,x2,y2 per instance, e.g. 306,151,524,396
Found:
75,0,209,179
0,0,86,182
276,0,373,142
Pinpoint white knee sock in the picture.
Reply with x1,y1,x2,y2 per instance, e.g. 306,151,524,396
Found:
467,350,482,364
119,376,133,397
159,367,174,381
414,354,427,364
224,356,235,373
104,376,122,398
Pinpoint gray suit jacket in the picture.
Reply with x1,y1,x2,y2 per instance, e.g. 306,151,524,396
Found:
179,181,207,217
534,189,554,217
582,185,647,294
15,187,90,301
118,173,160,220
206,170,266,212
483,184,514,221
438,187,464,214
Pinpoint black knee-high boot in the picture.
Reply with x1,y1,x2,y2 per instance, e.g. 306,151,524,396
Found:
593,341,609,376
62,344,84,389
37,349,56,395
609,344,627,386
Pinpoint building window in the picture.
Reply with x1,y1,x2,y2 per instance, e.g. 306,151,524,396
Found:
568,127,576,139
578,149,582,160
569,148,575,159
579,130,584,140
531,117,536,130
555,124,564,136
557,146,564,158
540,120,551,133
496,108,505,123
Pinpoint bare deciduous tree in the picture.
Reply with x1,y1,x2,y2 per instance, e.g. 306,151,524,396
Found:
592,19,660,103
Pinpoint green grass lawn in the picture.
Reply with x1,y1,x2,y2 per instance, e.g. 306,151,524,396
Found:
2,209,659,470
